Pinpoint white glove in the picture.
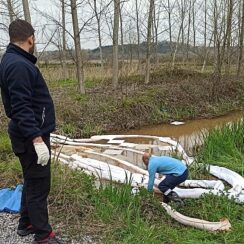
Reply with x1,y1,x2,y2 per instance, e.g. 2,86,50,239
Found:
33,142,50,166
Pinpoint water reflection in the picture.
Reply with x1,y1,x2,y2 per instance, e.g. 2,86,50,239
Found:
124,111,244,151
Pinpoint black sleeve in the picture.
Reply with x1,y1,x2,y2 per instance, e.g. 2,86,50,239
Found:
7,62,42,140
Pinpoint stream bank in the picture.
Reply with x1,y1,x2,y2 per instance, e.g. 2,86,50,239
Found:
0,69,243,138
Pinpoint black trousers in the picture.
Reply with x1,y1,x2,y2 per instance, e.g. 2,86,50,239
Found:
158,169,188,194
10,134,52,241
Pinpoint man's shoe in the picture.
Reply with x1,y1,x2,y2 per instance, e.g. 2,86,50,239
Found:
17,224,35,236
167,191,184,205
162,194,170,203
32,232,62,244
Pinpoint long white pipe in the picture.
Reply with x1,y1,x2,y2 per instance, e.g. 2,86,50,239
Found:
161,203,231,232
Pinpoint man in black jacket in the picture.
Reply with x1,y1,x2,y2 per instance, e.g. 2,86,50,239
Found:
0,19,60,244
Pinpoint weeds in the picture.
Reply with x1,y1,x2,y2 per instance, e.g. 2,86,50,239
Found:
0,133,22,187
196,120,244,176
0,132,13,161
0,132,244,243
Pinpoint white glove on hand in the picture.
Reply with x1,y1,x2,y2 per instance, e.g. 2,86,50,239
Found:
34,142,50,166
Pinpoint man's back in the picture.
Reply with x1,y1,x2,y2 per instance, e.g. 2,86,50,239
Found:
1,43,55,139
149,156,187,176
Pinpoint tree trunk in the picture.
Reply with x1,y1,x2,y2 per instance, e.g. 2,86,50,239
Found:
70,0,85,94
202,0,207,71
145,0,154,84
22,0,38,59
186,0,192,60
112,0,120,88
22,0,31,23
120,3,124,63
167,0,173,57
172,0,186,70
237,0,244,78
93,0,104,70
7,0,14,22
61,0,68,80
225,0,233,75
153,1,159,66
192,0,196,48
135,0,140,69
181,0,185,51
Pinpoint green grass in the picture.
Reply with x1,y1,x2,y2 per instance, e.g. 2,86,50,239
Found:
0,133,22,188
49,78,102,89
1,153,243,243
1,119,244,243
0,132,12,161
196,120,244,176
49,79,77,88
50,69,243,138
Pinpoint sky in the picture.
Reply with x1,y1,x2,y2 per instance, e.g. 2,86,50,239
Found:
0,0,106,51
31,0,100,50
0,0,217,53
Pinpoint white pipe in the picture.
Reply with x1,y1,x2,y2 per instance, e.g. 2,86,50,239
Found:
161,203,231,232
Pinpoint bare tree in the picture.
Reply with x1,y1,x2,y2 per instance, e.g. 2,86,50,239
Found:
192,0,196,48
213,0,234,77
93,0,104,70
21,0,38,59
120,2,124,61
225,0,234,75
135,0,141,68
61,0,68,79
22,0,31,23
145,0,154,84
70,0,85,93
186,0,192,60
153,0,162,66
7,0,14,22
237,0,244,77
172,0,186,69
167,0,173,56
112,0,120,88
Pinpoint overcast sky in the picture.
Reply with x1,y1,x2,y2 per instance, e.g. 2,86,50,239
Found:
0,0,217,53
0,0,105,51
32,0,100,50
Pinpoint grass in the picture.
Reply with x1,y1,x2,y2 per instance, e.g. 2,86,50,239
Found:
1,121,244,243
1,65,243,138
0,133,22,188
51,72,243,138
196,120,244,176
0,62,243,242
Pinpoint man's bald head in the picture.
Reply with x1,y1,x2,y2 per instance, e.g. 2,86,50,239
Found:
142,152,151,166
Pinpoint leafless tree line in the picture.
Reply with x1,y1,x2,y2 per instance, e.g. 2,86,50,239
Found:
0,0,244,93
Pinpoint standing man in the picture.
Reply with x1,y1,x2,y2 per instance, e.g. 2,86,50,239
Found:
142,152,188,204
0,19,60,244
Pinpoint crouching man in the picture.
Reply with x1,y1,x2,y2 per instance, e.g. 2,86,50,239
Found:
142,152,188,204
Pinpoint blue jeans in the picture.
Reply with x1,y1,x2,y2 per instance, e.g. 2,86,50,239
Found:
158,169,188,194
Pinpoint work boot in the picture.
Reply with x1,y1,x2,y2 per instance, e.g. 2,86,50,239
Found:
167,191,184,205
17,224,35,236
32,232,62,244
162,194,170,203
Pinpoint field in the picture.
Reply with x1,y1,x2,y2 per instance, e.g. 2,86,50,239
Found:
0,120,244,243
0,62,243,243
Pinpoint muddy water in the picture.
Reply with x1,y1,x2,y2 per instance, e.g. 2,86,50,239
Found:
124,110,244,151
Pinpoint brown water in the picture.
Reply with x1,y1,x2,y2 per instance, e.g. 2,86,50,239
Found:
124,110,244,150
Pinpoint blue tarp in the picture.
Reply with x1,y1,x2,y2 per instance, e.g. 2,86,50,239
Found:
0,184,22,213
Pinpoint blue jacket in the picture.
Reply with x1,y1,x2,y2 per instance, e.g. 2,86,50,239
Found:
0,43,55,140
147,156,187,191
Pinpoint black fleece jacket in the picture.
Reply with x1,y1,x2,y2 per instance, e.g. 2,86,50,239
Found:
0,43,55,140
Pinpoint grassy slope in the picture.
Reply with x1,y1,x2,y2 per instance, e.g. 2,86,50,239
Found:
0,67,243,243
0,68,243,138
49,68,244,138
1,120,244,243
